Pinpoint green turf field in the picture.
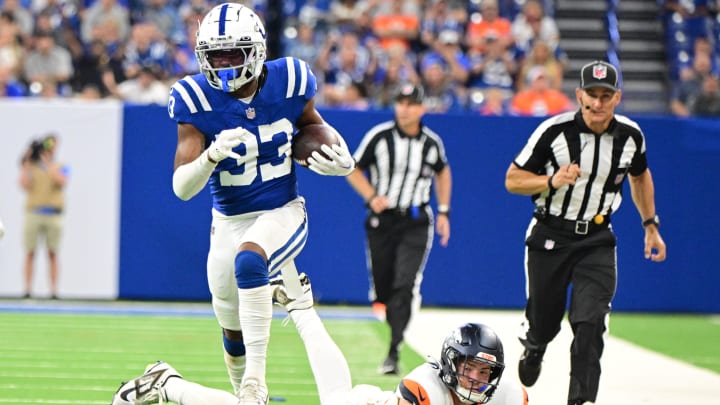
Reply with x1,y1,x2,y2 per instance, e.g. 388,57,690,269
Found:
0,309,717,404
0,310,422,404
608,313,720,374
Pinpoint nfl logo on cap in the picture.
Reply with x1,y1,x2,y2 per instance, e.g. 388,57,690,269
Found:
580,60,618,91
592,64,607,80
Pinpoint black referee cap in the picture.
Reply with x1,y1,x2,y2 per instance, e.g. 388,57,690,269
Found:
580,61,619,92
395,83,424,104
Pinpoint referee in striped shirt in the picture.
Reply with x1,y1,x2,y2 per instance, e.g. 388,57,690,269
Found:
505,61,667,405
347,83,452,375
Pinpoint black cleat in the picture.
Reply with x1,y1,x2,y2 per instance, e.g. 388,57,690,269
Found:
377,356,399,375
518,348,544,386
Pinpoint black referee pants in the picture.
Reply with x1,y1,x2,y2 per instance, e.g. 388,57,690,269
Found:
523,221,617,402
366,209,433,359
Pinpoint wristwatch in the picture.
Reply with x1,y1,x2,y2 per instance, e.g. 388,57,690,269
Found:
642,215,660,229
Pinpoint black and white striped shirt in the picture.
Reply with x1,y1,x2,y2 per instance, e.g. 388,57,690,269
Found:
354,121,448,210
513,111,648,221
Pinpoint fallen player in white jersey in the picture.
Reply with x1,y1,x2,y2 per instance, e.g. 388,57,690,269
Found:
112,274,528,405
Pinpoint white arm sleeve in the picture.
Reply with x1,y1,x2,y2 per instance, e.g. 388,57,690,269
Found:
172,151,217,201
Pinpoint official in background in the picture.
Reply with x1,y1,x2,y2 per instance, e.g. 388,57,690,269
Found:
19,134,69,299
347,83,452,375
505,60,666,405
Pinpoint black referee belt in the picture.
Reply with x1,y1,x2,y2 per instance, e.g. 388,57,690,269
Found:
384,205,427,217
534,213,609,235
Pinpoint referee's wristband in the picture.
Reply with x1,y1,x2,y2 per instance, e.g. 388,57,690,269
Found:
438,204,450,218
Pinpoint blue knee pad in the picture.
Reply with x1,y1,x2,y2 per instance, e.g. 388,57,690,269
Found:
234,250,269,288
223,332,246,356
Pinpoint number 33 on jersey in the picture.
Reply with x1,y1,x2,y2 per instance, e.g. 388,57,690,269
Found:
167,57,317,216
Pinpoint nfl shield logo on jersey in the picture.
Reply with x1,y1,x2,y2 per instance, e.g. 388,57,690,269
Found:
593,64,607,79
245,108,256,119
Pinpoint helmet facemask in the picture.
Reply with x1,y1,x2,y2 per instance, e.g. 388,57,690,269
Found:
447,354,503,404
439,323,505,405
195,3,267,92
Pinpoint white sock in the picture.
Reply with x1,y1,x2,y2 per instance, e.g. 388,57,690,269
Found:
164,377,238,405
237,284,272,387
290,308,352,405
224,350,246,396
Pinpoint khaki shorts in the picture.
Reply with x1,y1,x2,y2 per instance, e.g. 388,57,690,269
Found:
24,211,63,253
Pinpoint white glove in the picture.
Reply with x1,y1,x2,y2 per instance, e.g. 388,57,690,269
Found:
207,128,248,163
307,143,355,176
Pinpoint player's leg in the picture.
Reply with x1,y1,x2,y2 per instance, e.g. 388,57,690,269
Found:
523,248,570,343
23,252,34,298
365,214,397,307
519,226,574,386
45,214,62,299
164,378,240,405
235,197,308,402
112,361,238,405
385,216,433,373
567,243,616,403
271,269,352,405
365,214,401,373
277,261,312,311
208,213,246,396
233,242,272,402
22,212,40,298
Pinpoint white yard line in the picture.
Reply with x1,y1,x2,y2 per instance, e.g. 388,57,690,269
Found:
405,308,720,405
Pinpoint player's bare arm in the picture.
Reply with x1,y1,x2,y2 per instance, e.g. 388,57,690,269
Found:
628,168,657,224
628,168,667,261
19,164,32,191
434,165,452,247
295,98,325,129
174,123,206,170
505,162,580,195
299,98,355,176
346,169,389,213
47,163,68,187
172,123,246,201
505,163,546,195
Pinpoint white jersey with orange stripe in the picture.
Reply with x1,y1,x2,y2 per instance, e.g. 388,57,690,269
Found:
396,362,528,405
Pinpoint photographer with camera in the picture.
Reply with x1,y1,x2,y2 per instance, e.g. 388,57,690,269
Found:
19,134,68,299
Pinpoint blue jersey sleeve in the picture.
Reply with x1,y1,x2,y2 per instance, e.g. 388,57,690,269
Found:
167,74,212,125
271,57,317,103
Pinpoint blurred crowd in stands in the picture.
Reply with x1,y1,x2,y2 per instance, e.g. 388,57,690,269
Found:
0,0,577,116
664,0,720,117
2,0,719,117
284,0,573,115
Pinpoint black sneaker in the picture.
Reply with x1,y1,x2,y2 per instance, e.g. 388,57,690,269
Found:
518,348,544,386
377,357,399,375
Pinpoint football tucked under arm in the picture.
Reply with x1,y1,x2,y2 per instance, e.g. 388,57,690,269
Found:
294,123,354,176
291,124,340,166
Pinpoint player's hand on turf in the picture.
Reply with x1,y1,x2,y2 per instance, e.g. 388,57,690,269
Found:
307,143,355,176
207,128,249,163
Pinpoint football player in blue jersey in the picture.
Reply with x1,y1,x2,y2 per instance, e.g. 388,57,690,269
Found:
113,275,528,405
167,3,355,404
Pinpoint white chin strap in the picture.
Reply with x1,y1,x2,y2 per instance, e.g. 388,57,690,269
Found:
455,385,489,404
